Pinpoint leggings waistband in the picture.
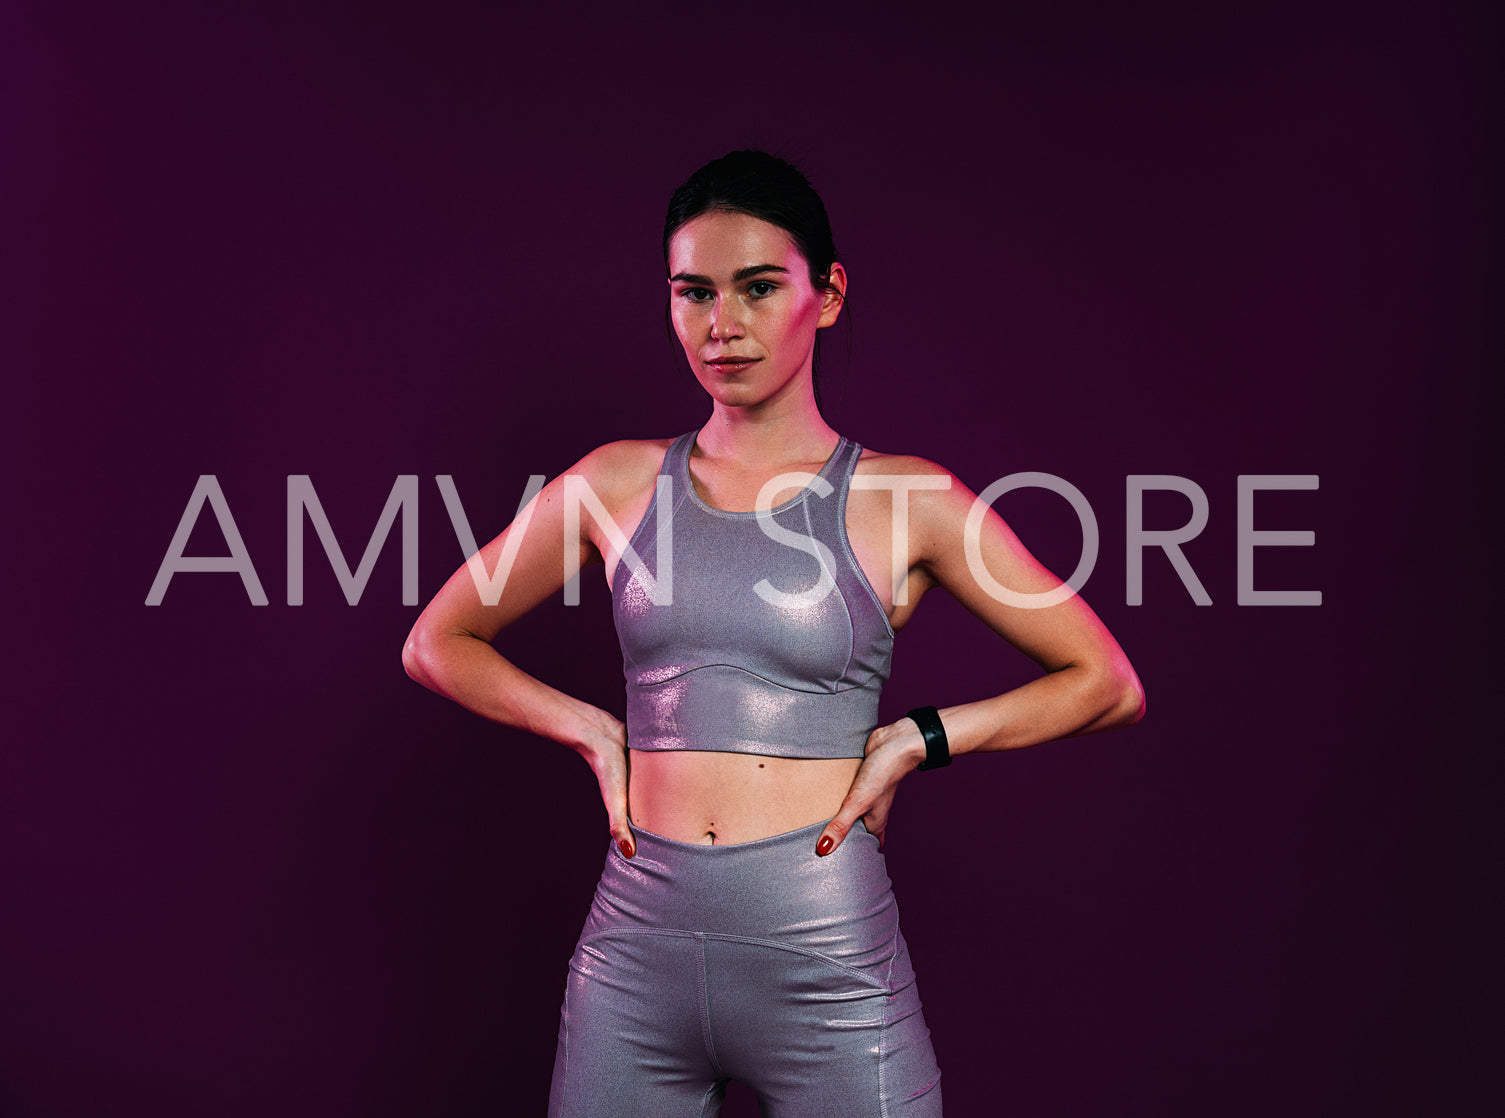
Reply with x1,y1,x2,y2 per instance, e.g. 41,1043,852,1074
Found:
586,817,894,960
625,817,863,858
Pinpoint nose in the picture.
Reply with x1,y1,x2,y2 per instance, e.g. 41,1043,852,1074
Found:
708,296,743,341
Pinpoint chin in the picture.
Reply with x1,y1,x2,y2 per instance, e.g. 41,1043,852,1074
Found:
700,383,754,406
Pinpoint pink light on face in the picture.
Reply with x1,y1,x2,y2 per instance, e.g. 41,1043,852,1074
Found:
666,211,843,414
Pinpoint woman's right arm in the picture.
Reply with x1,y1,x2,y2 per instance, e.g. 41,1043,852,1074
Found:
401,441,661,856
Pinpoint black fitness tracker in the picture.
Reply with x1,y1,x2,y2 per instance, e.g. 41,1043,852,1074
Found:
906,705,951,770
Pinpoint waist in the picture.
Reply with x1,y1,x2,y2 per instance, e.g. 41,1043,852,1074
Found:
628,749,862,845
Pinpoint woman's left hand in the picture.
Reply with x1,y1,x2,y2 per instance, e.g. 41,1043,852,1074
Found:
815,718,927,856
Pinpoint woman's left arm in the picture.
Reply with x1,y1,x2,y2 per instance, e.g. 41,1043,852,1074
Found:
816,459,1146,855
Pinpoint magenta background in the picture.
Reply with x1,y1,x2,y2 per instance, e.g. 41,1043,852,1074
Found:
5,2,1500,1115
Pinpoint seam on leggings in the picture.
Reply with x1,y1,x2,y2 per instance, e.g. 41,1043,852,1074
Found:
702,931,893,991
693,933,724,1076
577,927,694,948
557,978,570,1117
577,927,893,992
879,928,901,1118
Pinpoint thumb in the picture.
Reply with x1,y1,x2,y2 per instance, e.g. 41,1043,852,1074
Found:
606,783,635,859
611,818,636,860
594,760,635,860
815,800,864,857
606,779,635,858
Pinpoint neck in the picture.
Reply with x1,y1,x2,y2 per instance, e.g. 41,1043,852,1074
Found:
697,381,837,467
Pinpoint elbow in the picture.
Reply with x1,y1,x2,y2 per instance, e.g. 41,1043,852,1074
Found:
1113,671,1146,727
1082,661,1144,729
402,624,433,688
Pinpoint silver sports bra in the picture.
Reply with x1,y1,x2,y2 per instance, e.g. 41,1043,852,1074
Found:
610,429,895,760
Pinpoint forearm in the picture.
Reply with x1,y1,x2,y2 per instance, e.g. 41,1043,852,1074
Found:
886,662,1144,766
402,628,620,754
951,661,1144,756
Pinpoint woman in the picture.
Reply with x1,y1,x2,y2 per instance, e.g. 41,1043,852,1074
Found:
403,150,1145,1116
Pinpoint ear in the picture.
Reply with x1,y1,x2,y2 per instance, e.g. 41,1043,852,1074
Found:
817,262,848,329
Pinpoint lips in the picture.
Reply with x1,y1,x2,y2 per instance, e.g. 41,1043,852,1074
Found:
705,356,760,373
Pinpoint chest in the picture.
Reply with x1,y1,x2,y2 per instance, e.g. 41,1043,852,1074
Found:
616,494,888,687
602,476,909,627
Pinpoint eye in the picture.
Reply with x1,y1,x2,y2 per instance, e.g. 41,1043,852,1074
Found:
748,280,777,298
679,286,714,303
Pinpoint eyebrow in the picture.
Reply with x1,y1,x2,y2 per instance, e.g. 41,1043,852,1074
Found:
668,264,791,285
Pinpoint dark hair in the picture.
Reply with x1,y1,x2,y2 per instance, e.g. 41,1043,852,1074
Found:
662,150,849,409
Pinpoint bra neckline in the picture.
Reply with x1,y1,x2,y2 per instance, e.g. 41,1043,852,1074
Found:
679,429,850,519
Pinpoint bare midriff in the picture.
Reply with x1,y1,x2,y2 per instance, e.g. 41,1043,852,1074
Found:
627,749,863,846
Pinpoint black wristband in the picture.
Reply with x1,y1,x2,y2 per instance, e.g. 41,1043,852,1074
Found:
906,706,951,770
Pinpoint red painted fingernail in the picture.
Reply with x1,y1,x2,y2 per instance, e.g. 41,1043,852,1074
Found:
619,840,633,859
816,835,834,857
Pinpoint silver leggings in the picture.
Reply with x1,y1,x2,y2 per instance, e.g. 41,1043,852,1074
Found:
548,819,943,1117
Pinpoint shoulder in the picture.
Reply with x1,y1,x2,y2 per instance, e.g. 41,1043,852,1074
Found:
852,448,974,504
853,447,953,480
850,446,989,540
559,436,680,507
572,437,677,476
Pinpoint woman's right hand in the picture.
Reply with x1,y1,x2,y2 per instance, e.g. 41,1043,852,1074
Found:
575,713,634,859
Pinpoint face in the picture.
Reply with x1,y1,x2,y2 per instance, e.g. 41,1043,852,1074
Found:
667,211,845,412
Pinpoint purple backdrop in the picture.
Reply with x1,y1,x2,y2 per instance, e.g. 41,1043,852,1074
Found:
6,2,1499,1115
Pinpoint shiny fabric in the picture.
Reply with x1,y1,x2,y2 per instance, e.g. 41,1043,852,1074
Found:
548,820,943,1117
612,430,895,760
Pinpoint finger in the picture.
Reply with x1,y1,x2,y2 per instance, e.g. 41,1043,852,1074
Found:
596,764,635,859
815,822,846,857
816,794,870,857
608,812,635,859
612,826,636,860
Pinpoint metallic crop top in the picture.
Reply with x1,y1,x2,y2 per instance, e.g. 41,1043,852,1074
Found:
610,429,895,760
